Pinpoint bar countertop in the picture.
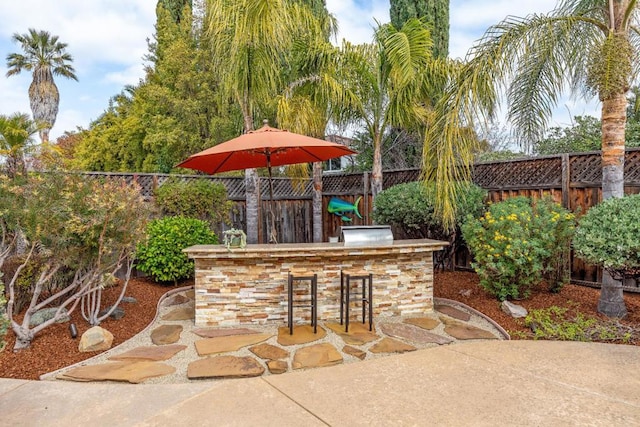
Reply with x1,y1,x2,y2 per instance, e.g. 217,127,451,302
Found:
184,239,449,259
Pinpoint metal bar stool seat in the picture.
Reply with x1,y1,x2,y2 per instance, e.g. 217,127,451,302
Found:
340,271,373,332
287,273,318,335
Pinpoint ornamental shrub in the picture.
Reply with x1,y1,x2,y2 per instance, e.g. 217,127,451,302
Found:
461,197,575,301
573,194,640,279
154,179,232,228
136,216,218,284
373,181,487,238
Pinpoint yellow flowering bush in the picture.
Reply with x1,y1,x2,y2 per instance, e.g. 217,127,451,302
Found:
461,196,575,300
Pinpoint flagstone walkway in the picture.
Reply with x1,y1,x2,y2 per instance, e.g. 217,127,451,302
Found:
44,288,509,384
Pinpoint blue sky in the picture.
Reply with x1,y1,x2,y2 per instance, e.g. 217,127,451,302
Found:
0,0,597,142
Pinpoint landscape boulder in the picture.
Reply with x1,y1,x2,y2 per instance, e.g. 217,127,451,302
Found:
79,326,114,352
501,300,528,318
29,307,70,327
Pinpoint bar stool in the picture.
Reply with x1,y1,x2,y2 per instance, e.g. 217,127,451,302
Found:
287,273,318,335
340,271,373,332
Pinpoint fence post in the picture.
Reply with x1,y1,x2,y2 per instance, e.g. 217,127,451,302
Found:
561,153,570,209
363,172,369,224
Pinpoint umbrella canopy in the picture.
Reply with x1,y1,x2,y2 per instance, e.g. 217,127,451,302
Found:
176,122,357,174
176,121,357,243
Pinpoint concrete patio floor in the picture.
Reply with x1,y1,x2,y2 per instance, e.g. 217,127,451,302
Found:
1,340,639,426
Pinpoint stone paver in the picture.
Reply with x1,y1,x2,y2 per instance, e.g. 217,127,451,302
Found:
151,325,183,345
440,317,499,340
324,322,378,345
58,361,175,384
187,356,264,379
249,343,289,360
161,305,195,321
435,304,471,321
195,333,272,356
267,360,288,374
342,345,366,360
277,325,326,346
192,327,261,338
404,317,440,330
369,337,416,354
292,343,343,370
109,344,187,362
380,323,453,345
162,294,191,307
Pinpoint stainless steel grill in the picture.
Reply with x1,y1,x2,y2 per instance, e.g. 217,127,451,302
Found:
340,225,393,246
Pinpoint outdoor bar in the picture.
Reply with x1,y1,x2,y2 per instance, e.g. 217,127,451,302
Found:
185,238,448,327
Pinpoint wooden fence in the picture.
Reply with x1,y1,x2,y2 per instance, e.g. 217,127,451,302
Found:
81,147,640,290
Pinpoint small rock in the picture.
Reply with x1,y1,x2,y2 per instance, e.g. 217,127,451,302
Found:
29,307,70,327
79,326,114,352
501,300,528,318
121,296,137,304
267,360,288,374
459,289,472,297
98,306,125,320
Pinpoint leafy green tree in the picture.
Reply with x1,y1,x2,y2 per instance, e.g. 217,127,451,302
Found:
0,113,39,179
424,0,640,317
390,0,449,58
535,116,603,155
159,0,192,22
71,3,239,173
5,29,78,143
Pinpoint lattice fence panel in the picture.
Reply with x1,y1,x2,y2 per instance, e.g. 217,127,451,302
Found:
473,157,562,189
383,169,420,188
323,173,367,195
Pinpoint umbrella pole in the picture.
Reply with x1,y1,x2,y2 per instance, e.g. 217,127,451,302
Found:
267,154,277,244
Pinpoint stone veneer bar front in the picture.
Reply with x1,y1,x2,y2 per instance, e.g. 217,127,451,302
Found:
184,239,448,327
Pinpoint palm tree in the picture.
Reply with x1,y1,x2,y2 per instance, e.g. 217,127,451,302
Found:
6,29,78,144
340,18,448,199
0,113,39,179
206,0,326,243
423,0,640,317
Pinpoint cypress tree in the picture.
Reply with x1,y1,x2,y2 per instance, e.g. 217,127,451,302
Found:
390,0,449,58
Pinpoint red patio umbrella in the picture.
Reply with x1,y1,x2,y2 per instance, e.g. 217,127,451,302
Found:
176,121,357,243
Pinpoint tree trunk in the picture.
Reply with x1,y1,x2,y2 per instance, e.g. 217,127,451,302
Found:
598,92,628,317
371,133,383,199
241,111,260,244
312,161,323,242
601,93,626,199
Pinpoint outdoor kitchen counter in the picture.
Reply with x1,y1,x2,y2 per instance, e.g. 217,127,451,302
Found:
185,239,448,326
